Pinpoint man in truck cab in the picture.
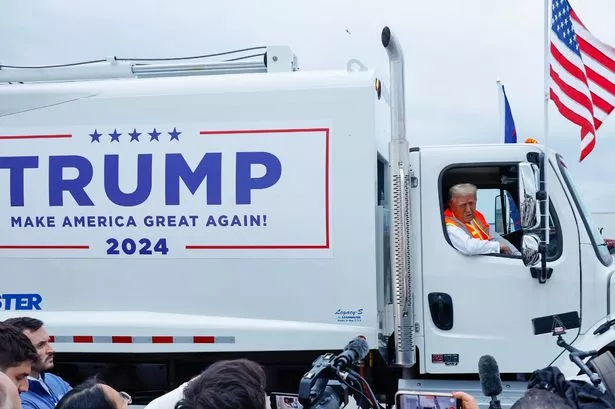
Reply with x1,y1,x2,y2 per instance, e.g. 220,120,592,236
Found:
444,183,521,256
4,318,71,409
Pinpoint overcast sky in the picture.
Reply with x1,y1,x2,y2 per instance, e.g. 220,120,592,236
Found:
0,0,614,211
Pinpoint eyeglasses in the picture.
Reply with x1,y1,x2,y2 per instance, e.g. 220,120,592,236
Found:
119,391,132,406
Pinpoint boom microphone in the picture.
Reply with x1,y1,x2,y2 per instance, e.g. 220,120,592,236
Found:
478,355,502,409
333,336,369,369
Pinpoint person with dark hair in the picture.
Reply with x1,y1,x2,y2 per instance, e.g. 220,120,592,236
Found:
3,318,71,409
176,359,266,409
511,388,574,409
145,359,266,409
0,324,38,393
55,378,131,409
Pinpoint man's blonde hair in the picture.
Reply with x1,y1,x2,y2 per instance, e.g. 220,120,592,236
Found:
448,183,477,200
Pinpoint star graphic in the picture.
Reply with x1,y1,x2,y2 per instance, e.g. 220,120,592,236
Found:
149,128,161,142
89,129,102,143
109,129,121,142
168,127,182,141
129,128,141,142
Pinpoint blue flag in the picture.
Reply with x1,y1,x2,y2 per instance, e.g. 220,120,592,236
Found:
507,194,522,230
501,84,517,144
499,82,521,229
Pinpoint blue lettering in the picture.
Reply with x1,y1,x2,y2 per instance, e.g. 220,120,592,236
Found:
3,151,280,207
104,154,152,206
0,294,42,310
165,153,222,205
0,156,38,206
49,156,94,206
236,152,281,204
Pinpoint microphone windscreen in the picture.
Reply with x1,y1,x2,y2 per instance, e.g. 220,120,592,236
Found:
478,355,503,397
345,336,369,359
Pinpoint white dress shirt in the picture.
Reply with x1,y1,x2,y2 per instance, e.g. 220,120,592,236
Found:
447,223,521,256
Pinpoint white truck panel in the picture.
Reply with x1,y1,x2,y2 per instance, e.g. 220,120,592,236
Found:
0,69,388,353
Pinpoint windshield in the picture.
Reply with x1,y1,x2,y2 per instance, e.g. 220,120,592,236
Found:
556,154,612,266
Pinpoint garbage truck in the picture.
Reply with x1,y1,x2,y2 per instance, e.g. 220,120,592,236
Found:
1,27,614,405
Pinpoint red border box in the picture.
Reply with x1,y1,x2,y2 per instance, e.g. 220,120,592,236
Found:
187,128,330,250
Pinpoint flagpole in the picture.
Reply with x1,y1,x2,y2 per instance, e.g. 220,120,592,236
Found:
543,0,551,248
497,79,504,143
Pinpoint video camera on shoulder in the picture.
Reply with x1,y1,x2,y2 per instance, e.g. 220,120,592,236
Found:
271,336,378,409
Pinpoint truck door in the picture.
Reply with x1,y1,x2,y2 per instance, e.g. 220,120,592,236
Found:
418,147,581,374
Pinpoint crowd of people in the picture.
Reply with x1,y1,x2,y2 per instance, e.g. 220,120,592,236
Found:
0,317,267,409
0,315,606,409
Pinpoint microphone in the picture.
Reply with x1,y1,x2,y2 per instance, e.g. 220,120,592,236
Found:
478,355,502,409
333,336,369,369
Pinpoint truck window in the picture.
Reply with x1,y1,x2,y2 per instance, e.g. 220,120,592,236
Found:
440,164,562,260
557,154,612,266
478,188,521,235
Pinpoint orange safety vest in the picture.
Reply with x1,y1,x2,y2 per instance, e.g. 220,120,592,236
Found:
443,208,491,241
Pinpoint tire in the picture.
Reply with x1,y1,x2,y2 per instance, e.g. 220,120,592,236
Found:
590,350,615,396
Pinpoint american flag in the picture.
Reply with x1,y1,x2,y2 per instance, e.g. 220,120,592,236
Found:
549,0,615,161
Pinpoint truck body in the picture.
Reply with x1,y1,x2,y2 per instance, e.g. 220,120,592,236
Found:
1,30,615,406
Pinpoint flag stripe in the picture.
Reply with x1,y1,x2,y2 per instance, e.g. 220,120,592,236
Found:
576,36,615,76
573,18,615,63
586,66,615,101
550,67,595,115
590,92,614,120
551,52,595,101
550,78,596,124
569,10,586,29
549,89,596,135
587,82,615,116
582,53,615,87
551,43,590,86
580,130,596,161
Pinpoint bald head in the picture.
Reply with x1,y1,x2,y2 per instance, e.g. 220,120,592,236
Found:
0,372,20,409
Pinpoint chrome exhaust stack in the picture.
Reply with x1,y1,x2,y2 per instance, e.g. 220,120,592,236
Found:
382,26,415,368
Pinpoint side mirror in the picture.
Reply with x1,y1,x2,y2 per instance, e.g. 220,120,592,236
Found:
522,233,541,267
518,162,541,230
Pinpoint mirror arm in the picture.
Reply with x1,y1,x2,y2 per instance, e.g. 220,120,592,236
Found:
531,265,553,282
537,243,549,283
499,190,507,233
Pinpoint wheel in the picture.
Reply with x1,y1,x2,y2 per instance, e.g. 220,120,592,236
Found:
590,350,615,396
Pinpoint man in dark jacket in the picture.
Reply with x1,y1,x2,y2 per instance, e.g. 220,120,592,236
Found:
4,318,71,409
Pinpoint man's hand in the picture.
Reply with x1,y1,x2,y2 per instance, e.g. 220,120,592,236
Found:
452,392,478,409
500,242,512,255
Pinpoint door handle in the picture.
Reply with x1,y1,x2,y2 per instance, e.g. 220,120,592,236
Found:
428,292,454,330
